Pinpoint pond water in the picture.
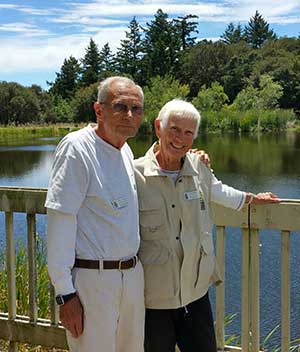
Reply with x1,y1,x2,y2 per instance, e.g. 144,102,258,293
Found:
0,130,300,347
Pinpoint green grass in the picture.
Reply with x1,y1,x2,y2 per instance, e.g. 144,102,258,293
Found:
0,123,83,143
0,236,50,318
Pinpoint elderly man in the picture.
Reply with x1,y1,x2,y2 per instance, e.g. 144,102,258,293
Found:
134,99,280,352
45,76,145,352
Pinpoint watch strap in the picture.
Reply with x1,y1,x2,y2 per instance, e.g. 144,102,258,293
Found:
56,292,77,305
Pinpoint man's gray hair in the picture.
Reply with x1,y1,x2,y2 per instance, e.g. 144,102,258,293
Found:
97,76,144,103
157,99,201,139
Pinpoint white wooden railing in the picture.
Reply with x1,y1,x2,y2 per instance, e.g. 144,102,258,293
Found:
0,186,299,351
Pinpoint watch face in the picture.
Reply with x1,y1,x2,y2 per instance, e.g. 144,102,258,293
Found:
56,295,64,305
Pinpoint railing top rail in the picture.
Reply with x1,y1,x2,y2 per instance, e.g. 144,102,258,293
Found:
0,186,47,214
1,187,300,230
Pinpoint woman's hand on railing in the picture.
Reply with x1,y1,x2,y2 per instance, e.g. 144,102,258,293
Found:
246,192,281,204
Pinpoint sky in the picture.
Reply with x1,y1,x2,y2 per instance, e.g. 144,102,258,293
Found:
0,0,299,89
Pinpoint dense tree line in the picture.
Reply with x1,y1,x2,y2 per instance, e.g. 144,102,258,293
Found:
0,10,299,131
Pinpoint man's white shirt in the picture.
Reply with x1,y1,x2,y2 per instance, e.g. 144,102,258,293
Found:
45,125,139,295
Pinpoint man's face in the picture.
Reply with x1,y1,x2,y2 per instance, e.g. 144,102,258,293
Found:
155,115,197,161
94,81,144,148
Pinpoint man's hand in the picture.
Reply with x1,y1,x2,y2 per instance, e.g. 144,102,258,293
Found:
189,148,211,168
60,295,84,338
246,192,281,204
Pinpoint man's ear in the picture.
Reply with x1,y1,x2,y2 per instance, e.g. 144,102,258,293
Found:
154,118,161,139
94,102,101,120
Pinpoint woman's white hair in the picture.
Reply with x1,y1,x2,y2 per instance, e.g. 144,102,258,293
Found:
157,99,201,139
97,76,144,103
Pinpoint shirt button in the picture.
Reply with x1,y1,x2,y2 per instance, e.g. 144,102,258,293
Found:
171,204,175,208
176,236,180,240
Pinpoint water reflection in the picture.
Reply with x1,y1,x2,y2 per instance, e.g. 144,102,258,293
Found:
193,132,300,177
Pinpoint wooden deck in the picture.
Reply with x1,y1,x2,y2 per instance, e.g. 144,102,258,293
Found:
0,186,300,351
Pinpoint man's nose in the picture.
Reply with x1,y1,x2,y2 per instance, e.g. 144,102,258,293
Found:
126,108,133,118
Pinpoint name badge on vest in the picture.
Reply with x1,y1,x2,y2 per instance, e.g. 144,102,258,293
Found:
111,198,128,210
184,190,206,210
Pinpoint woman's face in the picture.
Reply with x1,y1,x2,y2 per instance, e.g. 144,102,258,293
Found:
155,115,197,162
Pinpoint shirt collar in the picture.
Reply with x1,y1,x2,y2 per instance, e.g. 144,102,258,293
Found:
144,142,198,177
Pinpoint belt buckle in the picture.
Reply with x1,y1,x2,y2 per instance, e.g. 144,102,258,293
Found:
133,255,138,268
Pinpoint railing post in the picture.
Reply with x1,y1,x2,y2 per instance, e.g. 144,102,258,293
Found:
281,230,290,352
50,284,59,326
216,225,225,351
5,212,18,352
241,227,250,352
250,228,260,351
27,213,38,323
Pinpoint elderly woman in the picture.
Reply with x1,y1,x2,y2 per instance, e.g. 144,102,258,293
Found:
134,99,280,352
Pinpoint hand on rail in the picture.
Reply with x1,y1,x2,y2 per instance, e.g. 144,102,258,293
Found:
60,294,84,338
247,192,281,205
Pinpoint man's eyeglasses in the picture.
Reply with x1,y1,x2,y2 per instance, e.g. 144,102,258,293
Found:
100,102,144,116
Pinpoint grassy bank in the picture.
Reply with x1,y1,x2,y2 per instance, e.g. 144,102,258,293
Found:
0,109,298,141
0,124,84,142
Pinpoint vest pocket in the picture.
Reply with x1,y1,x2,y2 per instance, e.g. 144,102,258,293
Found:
139,208,166,240
138,240,169,265
194,234,215,289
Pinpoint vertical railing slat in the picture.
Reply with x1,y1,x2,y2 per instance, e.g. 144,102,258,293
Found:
27,213,38,323
250,228,260,351
216,225,225,350
241,227,250,352
50,283,59,326
281,230,290,352
5,212,18,352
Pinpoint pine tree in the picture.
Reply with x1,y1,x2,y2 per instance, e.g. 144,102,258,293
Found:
220,23,244,44
99,43,116,77
244,11,277,49
48,56,80,99
141,9,181,82
173,14,198,49
115,17,142,82
80,38,101,86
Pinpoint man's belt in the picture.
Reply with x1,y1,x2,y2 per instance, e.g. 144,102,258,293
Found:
74,256,138,270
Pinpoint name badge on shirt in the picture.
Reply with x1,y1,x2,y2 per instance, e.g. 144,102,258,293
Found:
184,190,206,210
111,198,128,210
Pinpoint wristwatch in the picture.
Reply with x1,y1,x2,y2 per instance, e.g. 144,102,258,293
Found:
55,292,77,306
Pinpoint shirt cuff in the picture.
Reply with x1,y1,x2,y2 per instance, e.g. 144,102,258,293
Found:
236,191,246,211
52,275,76,296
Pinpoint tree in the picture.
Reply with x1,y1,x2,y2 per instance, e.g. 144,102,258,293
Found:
115,17,143,82
233,75,283,111
221,42,256,102
48,56,80,99
192,82,229,112
173,14,198,49
0,82,41,125
251,39,300,109
52,96,74,123
99,43,116,78
140,9,181,82
220,23,244,44
257,75,283,109
180,41,231,97
72,83,98,122
143,75,190,124
244,11,277,49
80,38,101,86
